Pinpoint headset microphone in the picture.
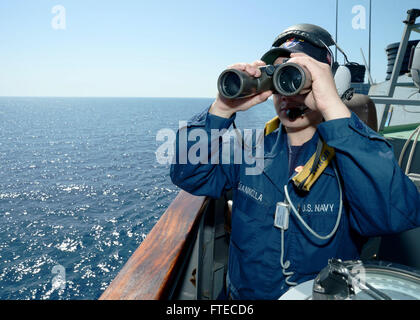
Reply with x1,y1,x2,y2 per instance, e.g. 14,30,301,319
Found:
286,107,310,120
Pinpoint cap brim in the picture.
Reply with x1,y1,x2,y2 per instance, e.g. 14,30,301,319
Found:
261,47,294,65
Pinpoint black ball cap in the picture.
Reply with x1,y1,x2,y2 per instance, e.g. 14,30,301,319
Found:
261,37,332,65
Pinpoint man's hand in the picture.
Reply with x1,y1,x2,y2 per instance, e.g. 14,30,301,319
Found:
209,60,273,119
287,52,351,121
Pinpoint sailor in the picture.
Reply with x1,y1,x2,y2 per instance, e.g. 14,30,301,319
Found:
170,24,420,299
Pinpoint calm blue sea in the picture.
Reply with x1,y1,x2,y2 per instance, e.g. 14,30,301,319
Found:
0,97,276,300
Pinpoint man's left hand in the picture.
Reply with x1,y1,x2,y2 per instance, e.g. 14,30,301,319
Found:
287,52,351,121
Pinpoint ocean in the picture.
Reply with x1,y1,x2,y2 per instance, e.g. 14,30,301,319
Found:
0,97,276,300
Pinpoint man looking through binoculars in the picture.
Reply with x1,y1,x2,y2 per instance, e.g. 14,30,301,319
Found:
211,51,351,147
170,24,420,300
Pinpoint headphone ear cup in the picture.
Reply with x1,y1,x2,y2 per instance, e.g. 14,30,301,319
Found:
334,65,352,99
331,61,340,76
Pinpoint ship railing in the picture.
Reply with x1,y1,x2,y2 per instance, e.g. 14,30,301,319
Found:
99,190,209,300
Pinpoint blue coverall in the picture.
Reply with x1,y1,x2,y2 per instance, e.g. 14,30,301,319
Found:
170,106,420,299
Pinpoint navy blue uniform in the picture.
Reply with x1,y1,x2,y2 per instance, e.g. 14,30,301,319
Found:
170,106,420,299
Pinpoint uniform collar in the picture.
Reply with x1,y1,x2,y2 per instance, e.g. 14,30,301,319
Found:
261,125,330,194
264,124,320,160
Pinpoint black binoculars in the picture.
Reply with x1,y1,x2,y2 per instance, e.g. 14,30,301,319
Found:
217,62,312,99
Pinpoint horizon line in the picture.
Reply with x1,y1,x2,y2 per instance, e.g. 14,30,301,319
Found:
0,95,218,99
0,95,275,101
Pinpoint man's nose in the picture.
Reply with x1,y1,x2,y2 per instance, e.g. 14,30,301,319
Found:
278,95,295,104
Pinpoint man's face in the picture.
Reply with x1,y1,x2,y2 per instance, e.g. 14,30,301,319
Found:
272,56,323,131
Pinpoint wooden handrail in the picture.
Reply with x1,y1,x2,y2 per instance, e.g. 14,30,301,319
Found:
99,190,208,300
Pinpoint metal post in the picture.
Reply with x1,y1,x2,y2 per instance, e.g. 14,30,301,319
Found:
360,48,374,85
368,0,372,75
335,0,338,60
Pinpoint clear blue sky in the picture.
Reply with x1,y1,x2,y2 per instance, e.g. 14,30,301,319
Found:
0,0,419,97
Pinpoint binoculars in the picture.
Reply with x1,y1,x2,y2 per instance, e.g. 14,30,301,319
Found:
217,62,312,99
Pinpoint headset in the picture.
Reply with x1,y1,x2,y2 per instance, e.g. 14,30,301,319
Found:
323,38,355,101
265,23,355,102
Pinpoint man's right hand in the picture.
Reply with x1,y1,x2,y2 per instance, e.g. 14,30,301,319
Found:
209,60,273,119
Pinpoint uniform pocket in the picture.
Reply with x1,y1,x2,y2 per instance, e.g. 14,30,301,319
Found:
234,188,271,222
230,192,270,252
